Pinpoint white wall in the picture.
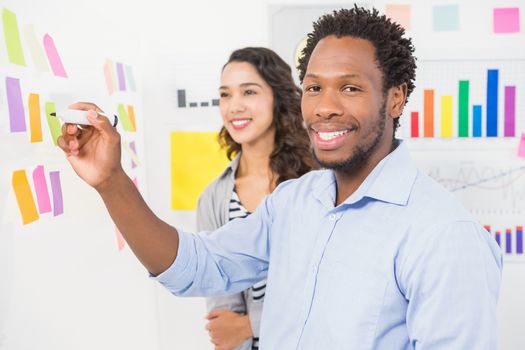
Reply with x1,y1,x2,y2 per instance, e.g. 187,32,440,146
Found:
2,0,524,349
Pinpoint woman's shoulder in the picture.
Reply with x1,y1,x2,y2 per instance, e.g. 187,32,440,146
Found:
199,162,236,202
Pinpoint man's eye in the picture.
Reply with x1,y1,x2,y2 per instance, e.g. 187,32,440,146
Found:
220,92,229,98
343,86,361,92
306,85,321,92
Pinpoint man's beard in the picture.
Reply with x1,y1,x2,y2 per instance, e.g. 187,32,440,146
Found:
312,102,387,172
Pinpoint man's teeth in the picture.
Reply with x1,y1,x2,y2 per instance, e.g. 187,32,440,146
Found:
232,119,251,127
317,130,349,141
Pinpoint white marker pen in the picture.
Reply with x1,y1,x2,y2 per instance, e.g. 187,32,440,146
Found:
50,109,118,127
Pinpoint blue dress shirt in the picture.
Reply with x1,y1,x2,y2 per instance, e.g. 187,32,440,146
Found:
155,141,502,349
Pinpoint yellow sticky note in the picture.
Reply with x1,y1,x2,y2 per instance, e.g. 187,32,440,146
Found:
12,170,39,224
171,131,229,210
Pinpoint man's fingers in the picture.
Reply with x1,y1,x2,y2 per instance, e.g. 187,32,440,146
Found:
68,102,104,113
57,136,69,153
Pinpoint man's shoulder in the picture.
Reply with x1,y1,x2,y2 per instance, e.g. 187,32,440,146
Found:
408,169,474,225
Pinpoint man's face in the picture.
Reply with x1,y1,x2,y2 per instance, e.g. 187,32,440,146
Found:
301,35,394,171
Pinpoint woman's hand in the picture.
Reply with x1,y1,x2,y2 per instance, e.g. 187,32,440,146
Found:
57,102,124,192
205,309,253,350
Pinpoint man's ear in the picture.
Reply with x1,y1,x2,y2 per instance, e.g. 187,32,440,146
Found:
387,83,408,119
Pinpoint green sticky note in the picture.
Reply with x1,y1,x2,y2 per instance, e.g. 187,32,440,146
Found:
117,103,132,131
2,8,26,66
432,4,460,32
45,102,61,145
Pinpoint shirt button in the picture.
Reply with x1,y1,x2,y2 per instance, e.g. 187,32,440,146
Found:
329,214,336,221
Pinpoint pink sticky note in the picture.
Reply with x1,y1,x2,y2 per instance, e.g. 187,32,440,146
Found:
115,228,126,251
386,4,411,30
32,165,52,213
494,8,520,34
103,60,114,95
518,133,525,158
43,34,68,77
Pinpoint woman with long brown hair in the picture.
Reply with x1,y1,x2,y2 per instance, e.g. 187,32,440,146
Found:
197,47,315,350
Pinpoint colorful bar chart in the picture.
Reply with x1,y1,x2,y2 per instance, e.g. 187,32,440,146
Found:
408,63,521,139
485,225,524,256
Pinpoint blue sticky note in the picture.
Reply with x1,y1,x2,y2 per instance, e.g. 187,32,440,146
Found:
433,4,460,31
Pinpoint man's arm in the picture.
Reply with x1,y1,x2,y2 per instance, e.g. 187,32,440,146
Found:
58,102,178,276
400,221,502,349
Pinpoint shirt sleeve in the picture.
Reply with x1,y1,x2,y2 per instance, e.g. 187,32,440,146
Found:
153,194,273,297
400,220,503,349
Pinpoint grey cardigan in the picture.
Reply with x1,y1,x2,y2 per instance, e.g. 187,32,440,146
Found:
196,154,263,350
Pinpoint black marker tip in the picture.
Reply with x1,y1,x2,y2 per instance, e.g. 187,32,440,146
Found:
50,112,56,116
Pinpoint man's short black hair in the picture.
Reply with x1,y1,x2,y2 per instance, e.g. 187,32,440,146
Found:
297,6,417,132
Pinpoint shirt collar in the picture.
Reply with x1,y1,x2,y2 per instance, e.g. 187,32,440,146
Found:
312,140,418,208
218,153,241,181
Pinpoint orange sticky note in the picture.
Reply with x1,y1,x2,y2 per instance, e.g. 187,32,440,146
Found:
12,170,39,224
127,105,137,131
385,4,411,30
29,93,43,142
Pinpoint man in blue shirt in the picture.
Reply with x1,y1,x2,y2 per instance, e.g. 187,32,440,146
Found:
59,7,502,350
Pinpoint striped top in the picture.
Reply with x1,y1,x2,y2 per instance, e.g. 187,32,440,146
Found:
229,188,265,350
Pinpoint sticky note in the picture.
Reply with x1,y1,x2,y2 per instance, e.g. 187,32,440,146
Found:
171,132,229,210
12,170,39,225
433,4,460,32
115,228,126,251
29,93,43,142
385,4,411,30
103,60,115,95
43,34,68,77
117,104,133,131
2,8,26,66
24,24,50,73
125,65,136,91
49,171,63,216
125,141,139,168
32,165,52,213
518,133,525,158
116,62,126,91
45,101,61,145
6,77,26,132
127,105,137,131
494,8,520,34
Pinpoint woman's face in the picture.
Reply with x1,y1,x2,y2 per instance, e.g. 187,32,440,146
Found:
219,61,275,148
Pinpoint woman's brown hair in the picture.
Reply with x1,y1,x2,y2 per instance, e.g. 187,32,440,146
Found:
219,47,316,185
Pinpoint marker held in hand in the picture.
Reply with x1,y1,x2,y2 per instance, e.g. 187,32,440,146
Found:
51,109,118,127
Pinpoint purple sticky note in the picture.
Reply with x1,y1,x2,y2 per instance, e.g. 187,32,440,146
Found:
130,141,137,168
116,62,126,91
49,171,63,216
6,77,26,132
494,8,520,34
